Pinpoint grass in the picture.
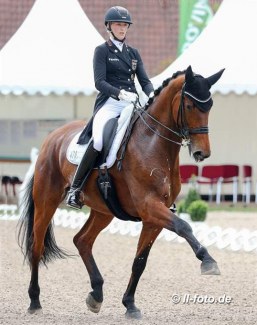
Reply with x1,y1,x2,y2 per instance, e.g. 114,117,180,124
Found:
177,192,257,213
207,202,257,213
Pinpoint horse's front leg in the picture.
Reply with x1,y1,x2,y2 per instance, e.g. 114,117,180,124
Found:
169,212,220,275
122,223,162,319
73,209,113,313
149,201,220,275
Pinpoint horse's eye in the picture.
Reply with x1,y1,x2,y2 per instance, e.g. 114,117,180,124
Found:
186,104,193,110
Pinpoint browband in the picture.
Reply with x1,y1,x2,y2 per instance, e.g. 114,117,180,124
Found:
184,91,212,103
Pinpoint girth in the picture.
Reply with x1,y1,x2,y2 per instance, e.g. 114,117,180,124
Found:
97,167,141,222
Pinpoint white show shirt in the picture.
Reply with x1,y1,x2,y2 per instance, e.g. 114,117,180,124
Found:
110,37,124,52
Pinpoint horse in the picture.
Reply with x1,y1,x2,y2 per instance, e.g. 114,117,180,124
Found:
18,65,224,319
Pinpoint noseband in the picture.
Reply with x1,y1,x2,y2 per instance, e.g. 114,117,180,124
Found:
135,82,210,147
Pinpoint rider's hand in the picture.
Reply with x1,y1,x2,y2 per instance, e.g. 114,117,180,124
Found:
118,89,138,103
148,91,154,99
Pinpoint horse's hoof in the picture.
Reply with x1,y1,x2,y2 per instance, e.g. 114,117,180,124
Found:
125,308,142,320
86,293,102,313
201,261,221,275
27,300,42,314
27,306,43,315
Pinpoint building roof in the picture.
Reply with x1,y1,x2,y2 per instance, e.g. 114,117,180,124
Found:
0,0,35,49
0,0,104,95
0,0,192,77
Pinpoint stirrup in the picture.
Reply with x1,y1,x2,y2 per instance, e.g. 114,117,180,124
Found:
66,188,83,210
169,203,177,213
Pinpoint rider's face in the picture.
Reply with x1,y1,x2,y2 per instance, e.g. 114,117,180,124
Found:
110,22,129,40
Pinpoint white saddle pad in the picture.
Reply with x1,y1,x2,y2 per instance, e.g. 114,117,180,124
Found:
66,104,134,169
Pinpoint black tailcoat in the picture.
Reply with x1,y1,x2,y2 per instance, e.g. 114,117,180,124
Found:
77,39,154,144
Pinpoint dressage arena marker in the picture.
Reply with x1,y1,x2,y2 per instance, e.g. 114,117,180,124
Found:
1,204,257,253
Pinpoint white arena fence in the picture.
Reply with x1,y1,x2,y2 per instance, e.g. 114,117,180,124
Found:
0,204,257,253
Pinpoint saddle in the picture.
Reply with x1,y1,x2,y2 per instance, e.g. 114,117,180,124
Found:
66,104,135,169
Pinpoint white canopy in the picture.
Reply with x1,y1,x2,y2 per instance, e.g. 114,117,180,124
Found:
151,0,257,95
0,0,104,95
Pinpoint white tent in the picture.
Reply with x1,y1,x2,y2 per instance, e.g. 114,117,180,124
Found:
152,0,257,194
0,0,104,163
0,0,104,95
152,0,257,95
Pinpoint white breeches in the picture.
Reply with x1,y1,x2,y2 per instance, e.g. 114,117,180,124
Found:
92,97,129,151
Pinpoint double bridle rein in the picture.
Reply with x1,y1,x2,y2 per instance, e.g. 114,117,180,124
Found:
135,83,210,147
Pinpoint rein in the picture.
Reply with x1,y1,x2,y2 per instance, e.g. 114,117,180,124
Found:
117,78,210,170
135,105,185,146
135,82,209,147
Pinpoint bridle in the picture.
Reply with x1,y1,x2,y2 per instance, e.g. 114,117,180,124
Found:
177,83,210,137
134,82,210,147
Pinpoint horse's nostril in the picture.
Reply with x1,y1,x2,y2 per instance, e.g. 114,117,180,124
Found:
193,150,210,162
193,151,205,162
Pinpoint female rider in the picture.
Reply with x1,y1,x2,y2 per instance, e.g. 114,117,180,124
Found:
67,6,154,209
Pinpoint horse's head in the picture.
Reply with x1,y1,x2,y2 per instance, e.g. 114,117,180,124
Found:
173,65,224,162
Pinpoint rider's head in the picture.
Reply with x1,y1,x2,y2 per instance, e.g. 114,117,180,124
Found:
104,6,132,42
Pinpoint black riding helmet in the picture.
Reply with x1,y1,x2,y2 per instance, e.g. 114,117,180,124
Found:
104,6,132,29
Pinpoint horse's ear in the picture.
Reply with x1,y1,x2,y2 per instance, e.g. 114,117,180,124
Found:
206,68,225,87
185,65,194,83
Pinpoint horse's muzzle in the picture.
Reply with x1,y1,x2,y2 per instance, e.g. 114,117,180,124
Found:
193,150,210,162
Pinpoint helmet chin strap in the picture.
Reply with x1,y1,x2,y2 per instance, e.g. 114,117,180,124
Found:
111,33,126,42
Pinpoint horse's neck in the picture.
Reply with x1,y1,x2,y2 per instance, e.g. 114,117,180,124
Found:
146,83,180,149
147,80,180,127
134,84,181,168
147,87,173,125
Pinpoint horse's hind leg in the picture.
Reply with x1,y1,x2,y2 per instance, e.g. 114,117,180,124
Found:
73,209,113,314
28,177,65,313
122,224,162,319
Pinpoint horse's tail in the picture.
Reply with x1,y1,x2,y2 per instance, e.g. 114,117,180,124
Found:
18,174,70,265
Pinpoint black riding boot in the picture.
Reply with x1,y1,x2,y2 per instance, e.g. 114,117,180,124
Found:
66,142,99,209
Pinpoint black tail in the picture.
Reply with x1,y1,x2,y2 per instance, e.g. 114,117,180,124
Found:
17,175,70,265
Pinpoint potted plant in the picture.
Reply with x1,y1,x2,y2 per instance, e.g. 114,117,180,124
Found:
178,188,208,222
187,200,208,222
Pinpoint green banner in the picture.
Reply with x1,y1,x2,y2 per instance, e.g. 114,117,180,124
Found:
178,0,213,56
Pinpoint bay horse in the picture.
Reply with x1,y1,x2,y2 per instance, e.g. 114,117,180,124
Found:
18,66,224,319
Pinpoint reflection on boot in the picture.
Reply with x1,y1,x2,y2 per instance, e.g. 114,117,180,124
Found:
66,189,83,210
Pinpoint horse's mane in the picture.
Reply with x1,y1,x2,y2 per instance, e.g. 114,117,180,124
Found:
146,70,186,108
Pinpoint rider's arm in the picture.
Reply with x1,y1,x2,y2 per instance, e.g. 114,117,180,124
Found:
134,49,154,97
93,45,120,100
